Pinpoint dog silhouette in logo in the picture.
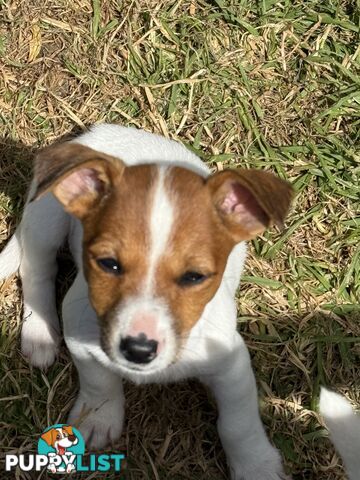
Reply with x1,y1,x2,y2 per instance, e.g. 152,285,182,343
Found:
41,425,78,473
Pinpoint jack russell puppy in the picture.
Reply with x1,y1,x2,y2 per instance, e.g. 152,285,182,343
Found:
0,124,293,479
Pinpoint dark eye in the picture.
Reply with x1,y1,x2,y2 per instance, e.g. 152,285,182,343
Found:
177,271,207,287
96,258,124,276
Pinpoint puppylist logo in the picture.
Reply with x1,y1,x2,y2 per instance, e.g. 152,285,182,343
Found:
5,424,125,474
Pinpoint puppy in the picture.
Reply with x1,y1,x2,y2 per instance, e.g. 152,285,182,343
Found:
320,387,360,480
0,124,293,479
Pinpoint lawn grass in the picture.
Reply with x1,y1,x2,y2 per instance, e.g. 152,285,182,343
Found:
0,0,359,479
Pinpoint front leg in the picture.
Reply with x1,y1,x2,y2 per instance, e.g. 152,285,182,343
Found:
202,333,289,480
67,355,125,450
62,272,125,450
19,196,69,368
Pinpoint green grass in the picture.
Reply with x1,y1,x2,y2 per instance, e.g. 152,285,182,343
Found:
0,0,359,479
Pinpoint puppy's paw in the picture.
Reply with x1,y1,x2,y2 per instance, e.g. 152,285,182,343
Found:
229,447,290,480
230,467,290,480
21,314,60,369
67,395,123,450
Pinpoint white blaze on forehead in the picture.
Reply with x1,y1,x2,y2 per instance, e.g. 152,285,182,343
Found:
144,166,174,294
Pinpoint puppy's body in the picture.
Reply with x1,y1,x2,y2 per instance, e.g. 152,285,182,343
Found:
0,124,293,479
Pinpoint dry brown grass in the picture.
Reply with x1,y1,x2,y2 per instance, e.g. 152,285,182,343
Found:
0,0,359,479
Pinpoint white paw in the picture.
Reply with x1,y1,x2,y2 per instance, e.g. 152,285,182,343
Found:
229,447,290,480
67,394,123,450
230,467,290,480
21,314,60,368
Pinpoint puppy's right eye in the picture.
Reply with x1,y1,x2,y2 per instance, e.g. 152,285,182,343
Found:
96,258,124,276
177,271,208,287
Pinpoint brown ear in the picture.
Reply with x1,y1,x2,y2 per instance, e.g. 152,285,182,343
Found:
32,143,125,219
207,169,293,241
41,428,57,446
62,425,74,436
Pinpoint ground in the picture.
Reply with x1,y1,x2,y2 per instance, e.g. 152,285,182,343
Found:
0,1,359,479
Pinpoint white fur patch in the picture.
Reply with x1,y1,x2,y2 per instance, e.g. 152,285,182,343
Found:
144,166,174,294
319,387,353,418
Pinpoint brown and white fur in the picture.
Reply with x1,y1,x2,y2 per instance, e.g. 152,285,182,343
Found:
0,124,294,479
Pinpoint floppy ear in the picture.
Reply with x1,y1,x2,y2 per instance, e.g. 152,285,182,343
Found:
62,425,74,436
207,169,293,241
32,142,125,219
41,428,57,446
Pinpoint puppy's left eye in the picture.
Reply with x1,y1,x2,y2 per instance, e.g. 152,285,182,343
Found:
177,271,207,287
96,258,124,276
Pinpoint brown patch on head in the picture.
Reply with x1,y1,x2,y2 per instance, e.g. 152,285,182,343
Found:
82,165,158,322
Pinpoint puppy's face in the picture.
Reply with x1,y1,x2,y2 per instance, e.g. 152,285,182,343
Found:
34,143,293,373
82,165,234,370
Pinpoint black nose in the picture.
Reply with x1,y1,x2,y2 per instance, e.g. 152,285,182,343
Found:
119,333,158,364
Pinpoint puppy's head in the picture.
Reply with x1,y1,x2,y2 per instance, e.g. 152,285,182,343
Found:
34,142,293,373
